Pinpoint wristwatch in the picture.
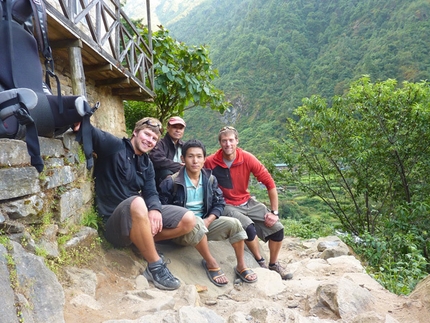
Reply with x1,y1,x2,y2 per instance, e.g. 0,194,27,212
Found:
271,210,279,216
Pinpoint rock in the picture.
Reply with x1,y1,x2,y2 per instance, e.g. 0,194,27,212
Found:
178,306,225,323
410,274,430,311
0,194,45,220
64,267,98,296
11,241,65,323
37,224,59,258
70,293,102,310
317,236,351,260
350,311,400,323
2,234,430,323
0,244,20,323
337,276,374,320
64,226,98,249
135,274,149,289
0,219,25,234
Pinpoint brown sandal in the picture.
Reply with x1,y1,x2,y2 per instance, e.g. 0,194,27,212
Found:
235,267,258,283
202,260,228,287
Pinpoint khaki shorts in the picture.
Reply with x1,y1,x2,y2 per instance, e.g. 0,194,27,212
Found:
172,216,247,247
222,197,284,242
104,196,188,247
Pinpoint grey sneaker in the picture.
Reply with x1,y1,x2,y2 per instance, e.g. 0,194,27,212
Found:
143,261,181,290
269,262,293,280
257,258,268,269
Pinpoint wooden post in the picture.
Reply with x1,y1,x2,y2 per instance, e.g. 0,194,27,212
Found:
68,41,86,96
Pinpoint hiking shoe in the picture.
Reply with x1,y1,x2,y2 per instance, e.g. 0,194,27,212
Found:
257,258,268,269
131,244,166,262
143,261,181,290
269,262,293,280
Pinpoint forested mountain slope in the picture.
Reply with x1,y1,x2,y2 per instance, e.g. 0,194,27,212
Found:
160,0,430,155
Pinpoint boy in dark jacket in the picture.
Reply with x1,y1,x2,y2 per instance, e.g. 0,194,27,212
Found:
159,139,257,286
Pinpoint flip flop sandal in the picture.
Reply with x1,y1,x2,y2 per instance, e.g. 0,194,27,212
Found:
202,259,228,287
235,267,258,283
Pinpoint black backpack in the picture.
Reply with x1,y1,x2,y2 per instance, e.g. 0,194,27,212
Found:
0,0,97,172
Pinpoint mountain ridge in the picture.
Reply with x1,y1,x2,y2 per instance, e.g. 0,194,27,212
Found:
123,0,204,29
125,0,430,156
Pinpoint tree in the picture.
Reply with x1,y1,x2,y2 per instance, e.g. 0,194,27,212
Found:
272,75,430,295
125,26,230,129
278,76,430,236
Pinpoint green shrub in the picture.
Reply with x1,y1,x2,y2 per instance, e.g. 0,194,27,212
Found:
282,217,335,239
80,207,101,230
343,230,428,295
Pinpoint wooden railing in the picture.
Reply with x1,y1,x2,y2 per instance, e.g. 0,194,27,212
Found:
45,0,154,99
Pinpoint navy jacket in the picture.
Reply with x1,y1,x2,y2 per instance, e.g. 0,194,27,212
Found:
159,167,225,219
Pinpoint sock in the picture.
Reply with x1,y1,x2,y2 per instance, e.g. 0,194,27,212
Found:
148,258,163,270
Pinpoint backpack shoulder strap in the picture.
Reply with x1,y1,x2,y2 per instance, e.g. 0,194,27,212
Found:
26,0,63,113
27,0,50,60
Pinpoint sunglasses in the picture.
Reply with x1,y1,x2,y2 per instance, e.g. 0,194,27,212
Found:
139,118,162,130
219,126,236,133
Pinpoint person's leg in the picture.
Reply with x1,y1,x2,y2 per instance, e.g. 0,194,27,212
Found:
171,217,228,286
243,198,292,279
265,228,293,280
223,205,263,262
195,234,228,285
268,239,283,264
154,205,196,242
231,240,257,283
104,196,181,290
206,217,257,282
128,197,160,263
244,229,264,263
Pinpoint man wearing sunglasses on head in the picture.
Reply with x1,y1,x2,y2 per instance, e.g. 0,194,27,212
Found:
149,116,187,189
204,126,293,280
83,117,196,290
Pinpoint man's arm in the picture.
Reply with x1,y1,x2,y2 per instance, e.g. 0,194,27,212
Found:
148,209,163,236
141,161,163,212
268,187,278,212
264,187,279,227
203,214,217,228
207,176,226,218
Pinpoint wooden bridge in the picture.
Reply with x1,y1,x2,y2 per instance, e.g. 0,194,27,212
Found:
45,0,154,101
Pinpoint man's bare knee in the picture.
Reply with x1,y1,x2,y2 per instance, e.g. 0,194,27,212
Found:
180,211,196,231
130,197,148,220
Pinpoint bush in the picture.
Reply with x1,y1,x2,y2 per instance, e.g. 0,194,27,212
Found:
343,230,428,295
282,217,335,240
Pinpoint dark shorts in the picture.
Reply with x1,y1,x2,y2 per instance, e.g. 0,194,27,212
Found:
103,196,188,247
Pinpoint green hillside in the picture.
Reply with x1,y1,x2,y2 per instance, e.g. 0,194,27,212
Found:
164,0,430,155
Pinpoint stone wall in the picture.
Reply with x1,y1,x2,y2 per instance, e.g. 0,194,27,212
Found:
0,62,126,231
0,11,144,322
0,134,93,228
